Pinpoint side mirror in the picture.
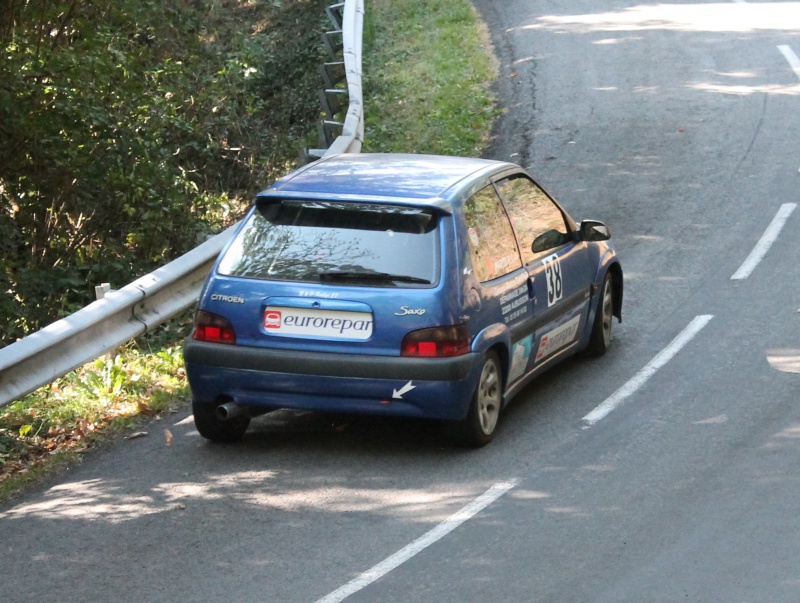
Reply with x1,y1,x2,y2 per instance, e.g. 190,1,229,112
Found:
532,229,566,253
580,220,610,242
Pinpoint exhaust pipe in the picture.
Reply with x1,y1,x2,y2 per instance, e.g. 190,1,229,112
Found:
216,402,245,421
214,401,269,421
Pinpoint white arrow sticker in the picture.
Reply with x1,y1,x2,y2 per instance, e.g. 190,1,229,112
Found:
392,381,416,399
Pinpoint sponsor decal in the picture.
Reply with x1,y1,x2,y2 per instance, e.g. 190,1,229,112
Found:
500,284,527,306
502,296,528,315
542,254,563,307
264,311,282,329
211,294,245,304
536,315,581,361
501,284,530,324
508,335,533,383
299,290,339,299
395,306,426,316
264,306,373,340
503,305,529,324
468,227,480,247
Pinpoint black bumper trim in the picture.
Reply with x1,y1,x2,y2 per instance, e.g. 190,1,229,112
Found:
183,339,475,381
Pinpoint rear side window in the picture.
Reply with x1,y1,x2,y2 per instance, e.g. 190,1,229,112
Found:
496,176,570,264
464,186,523,282
217,201,439,286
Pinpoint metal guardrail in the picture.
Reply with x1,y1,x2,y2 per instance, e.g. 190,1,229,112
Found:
327,0,365,156
307,0,364,160
0,0,364,408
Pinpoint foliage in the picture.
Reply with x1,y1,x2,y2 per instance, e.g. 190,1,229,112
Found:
363,0,499,155
0,0,329,345
0,0,500,501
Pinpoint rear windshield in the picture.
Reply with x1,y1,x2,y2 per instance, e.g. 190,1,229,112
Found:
217,201,439,286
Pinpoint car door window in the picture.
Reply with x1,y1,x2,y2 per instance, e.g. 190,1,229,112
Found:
496,175,570,264
464,186,523,282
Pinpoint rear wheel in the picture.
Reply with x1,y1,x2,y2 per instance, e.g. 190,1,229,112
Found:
193,401,250,443
444,351,503,447
585,273,614,357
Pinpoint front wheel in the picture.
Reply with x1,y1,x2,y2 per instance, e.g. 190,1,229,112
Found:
584,273,614,357
444,351,503,447
193,401,250,443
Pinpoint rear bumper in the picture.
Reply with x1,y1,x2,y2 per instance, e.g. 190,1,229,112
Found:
184,339,479,421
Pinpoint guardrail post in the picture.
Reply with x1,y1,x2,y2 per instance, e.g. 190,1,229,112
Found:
323,29,343,60
95,282,116,358
325,2,345,30
319,61,346,88
319,88,348,117
95,283,112,300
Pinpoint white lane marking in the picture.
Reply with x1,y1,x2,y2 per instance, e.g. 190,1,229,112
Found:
582,315,714,427
731,203,797,280
314,480,518,603
778,45,800,82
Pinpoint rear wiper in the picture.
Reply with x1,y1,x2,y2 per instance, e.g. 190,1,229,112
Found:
318,270,431,285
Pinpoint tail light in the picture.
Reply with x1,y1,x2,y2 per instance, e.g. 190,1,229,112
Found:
192,310,236,345
401,325,471,357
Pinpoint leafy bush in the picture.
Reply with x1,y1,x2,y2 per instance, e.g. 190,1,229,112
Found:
0,0,501,500
0,0,329,345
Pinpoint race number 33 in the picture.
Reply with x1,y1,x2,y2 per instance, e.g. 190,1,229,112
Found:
542,254,563,307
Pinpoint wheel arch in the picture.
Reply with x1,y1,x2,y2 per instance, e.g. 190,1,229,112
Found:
488,342,509,395
470,324,512,399
607,261,623,322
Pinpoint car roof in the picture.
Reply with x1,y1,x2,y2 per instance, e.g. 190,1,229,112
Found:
259,153,514,206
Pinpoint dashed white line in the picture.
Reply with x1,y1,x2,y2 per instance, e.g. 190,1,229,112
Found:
582,315,714,427
314,480,518,603
731,203,797,280
312,79,793,591
778,45,800,82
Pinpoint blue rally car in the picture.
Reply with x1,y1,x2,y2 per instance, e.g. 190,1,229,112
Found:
184,154,622,446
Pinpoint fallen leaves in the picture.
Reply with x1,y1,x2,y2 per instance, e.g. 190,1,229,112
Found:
0,347,192,495
0,428,84,486
137,400,158,415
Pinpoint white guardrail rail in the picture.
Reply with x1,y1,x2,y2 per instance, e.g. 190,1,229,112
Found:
0,0,364,408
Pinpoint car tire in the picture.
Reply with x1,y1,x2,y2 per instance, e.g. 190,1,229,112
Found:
444,351,503,447
584,272,614,357
193,401,250,443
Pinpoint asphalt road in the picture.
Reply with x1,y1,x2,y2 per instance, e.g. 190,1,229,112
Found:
2,1,800,601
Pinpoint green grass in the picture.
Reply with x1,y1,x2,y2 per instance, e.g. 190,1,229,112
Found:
0,317,191,503
363,0,499,155
0,0,498,503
